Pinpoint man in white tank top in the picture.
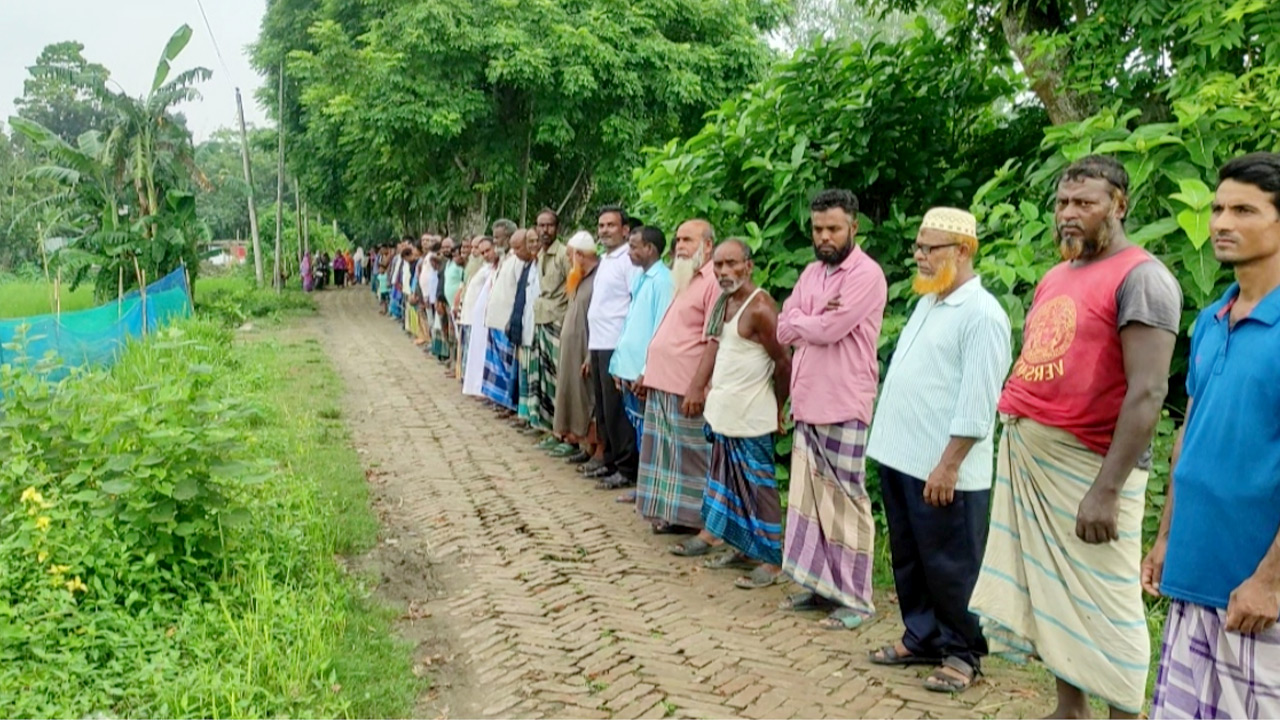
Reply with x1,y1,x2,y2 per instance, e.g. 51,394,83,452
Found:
680,240,794,591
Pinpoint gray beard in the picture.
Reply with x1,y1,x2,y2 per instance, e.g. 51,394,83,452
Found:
672,251,702,294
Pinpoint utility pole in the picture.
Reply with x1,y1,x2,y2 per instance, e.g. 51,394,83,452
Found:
273,63,285,294
236,87,264,287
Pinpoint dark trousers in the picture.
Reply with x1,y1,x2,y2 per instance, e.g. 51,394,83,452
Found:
590,349,637,481
879,463,990,669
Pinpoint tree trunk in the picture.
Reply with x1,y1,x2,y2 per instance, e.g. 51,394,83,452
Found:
520,123,532,227
1001,1,1094,125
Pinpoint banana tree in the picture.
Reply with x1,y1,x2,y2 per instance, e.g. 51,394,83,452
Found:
8,25,211,297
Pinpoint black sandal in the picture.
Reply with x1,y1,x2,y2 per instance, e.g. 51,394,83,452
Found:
869,644,941,667
923,656,978,693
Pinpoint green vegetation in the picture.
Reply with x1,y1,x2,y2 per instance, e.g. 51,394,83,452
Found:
252,0,786,233
0,280,94,319
194,274,316,326
0,318,419,717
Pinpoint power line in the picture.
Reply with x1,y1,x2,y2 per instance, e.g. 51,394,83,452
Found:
193,0,233,80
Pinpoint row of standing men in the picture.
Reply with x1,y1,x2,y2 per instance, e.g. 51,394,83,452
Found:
367,152,1280,719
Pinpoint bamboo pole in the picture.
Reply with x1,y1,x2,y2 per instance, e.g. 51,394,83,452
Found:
133,256,147,337
273,62,286,294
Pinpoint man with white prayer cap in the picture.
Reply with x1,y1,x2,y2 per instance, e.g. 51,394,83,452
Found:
553,231,604,462
865,207,1012,693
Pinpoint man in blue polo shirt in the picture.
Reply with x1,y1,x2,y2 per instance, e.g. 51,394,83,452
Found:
1145,152,1280,719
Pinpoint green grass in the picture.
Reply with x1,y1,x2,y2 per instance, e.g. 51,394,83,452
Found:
0,281,95,319
193,328,418,717
0,316,419,718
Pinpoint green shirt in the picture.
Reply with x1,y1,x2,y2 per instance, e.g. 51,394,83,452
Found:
534,239,570,326
444,261,465,309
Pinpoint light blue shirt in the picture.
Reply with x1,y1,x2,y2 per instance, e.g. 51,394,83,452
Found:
609,261,675,382
866,277,1012,491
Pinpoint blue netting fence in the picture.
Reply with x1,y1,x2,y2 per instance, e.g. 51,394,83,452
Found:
0,267,193,369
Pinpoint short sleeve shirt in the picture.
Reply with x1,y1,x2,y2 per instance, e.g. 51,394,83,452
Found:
1161,283,1280,610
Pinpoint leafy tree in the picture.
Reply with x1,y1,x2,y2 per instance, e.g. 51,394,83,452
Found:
9,26,213,297
13,42,112,145
252,0,786,234
195,128,281,242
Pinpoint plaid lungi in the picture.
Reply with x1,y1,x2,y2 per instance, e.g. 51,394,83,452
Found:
530,324,560,432
1151,599,1280,719
623,387,644,449
703,429,781,566
782,419,876,616
482,329,516,411
635,390,712,528
517,345,538,423
459,325,471,380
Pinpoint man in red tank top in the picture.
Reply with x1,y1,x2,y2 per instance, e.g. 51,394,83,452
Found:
968,156,1183,718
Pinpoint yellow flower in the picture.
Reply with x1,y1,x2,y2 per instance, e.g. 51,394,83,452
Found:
35,516,51,531
20,487,42,505
37,551,48,563
65,576,87,593
48,564,71,576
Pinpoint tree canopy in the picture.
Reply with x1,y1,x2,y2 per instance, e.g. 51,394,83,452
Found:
252,0,788,236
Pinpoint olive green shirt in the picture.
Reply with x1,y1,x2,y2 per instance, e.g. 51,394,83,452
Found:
534,238,570,326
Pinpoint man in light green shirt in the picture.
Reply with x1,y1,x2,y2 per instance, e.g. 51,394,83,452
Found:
865,207,1011,694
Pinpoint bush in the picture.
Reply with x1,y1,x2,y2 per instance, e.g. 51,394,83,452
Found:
0,319,414,717
194,276,314,325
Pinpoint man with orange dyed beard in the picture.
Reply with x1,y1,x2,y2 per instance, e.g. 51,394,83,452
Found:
865,208,1011,694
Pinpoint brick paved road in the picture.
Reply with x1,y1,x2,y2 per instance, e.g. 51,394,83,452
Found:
313,289,1051,719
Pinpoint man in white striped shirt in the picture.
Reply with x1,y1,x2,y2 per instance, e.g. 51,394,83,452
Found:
865,207,1012,694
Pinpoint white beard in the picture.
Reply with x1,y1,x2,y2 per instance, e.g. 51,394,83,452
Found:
671,247,704,294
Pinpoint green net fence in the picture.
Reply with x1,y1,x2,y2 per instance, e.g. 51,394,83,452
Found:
0,268,193,370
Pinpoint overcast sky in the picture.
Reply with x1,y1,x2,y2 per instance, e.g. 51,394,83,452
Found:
1,0,268,142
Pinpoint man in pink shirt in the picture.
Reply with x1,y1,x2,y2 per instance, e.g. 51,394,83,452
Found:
777,188,887,631
629,220,720,532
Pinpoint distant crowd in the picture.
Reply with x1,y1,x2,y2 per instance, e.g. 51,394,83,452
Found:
348,152,1280,719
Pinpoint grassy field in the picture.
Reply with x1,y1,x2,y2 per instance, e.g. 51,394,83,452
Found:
0,281,96,319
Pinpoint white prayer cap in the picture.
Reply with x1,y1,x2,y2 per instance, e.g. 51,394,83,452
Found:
920,207,978,240
567,230,598,255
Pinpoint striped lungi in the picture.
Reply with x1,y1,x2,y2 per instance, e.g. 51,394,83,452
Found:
635,390,711,528
517,345,538,423
482,329,517,411
968,416,1149,714
703,429,781,566
530,324,560,431
1151,600,1280,719
459,325,471,380
782,419,876,617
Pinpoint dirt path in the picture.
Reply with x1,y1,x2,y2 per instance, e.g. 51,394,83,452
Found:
310,288,1051,719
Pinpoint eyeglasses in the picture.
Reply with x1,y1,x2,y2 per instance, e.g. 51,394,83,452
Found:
913,242,959,255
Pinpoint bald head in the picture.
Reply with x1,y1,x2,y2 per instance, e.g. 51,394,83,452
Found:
674,219,715,263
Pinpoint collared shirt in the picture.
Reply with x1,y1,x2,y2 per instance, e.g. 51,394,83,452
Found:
642,262,721,397
866,277,1012,491
534,239,570,326
588,243,643,350
777,246,887,425
1162,282,1280,610
444,261,465,309
609,262,675,381
485,254,523,329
